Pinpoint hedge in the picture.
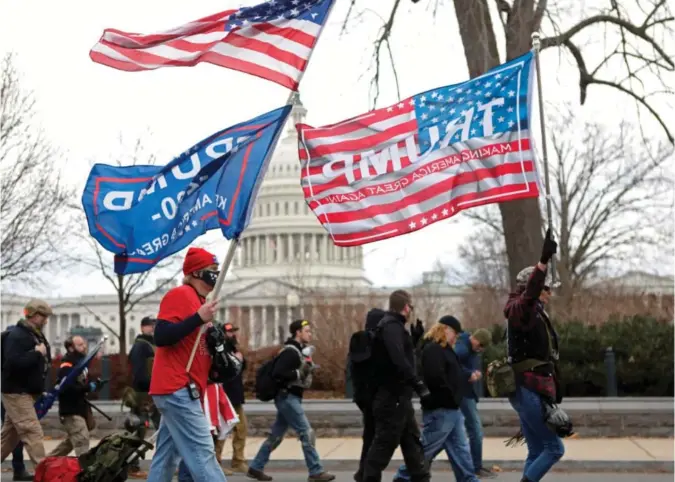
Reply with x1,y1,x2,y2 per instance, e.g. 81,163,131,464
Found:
51,315,673,399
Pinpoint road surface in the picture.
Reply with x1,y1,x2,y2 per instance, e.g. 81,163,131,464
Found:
159,471,674,482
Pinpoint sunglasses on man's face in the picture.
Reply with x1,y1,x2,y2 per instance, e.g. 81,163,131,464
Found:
543,286,552,292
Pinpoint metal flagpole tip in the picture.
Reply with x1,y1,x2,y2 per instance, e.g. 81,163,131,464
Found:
531,31,541,49
102,334,109,341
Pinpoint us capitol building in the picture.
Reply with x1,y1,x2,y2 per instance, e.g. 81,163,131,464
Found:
0,97,467,353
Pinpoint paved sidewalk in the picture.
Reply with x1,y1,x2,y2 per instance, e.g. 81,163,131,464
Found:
12,437,674,462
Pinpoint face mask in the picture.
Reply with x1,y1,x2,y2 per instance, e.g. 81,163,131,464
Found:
200,270,219,287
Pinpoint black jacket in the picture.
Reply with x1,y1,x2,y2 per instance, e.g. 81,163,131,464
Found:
371,312,420,397
418,339,464,410
222,338,246,406
57,351,93,419
272,338,306,398
1,321,51,395
128,334,155,392
504,267,559,364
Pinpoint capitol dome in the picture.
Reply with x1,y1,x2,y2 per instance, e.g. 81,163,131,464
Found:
229,94,370,290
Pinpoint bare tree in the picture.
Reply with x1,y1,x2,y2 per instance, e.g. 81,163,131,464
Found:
0,53,76,284
457,111,674,303
342,0,674,288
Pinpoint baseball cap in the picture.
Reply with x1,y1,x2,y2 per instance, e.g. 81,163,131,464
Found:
24,299,53,317
289,319,310,336
472,328,492,348
224,322,239,332
140,317,156,327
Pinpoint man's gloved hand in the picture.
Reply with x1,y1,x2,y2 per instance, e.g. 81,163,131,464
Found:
540,228,558,265
414,381,431,401
89,378,108,392
411,319,424,338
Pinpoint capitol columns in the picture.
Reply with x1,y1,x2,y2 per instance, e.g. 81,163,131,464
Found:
274,305,280,344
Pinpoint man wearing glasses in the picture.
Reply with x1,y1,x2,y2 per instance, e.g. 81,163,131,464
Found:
454,326,494,478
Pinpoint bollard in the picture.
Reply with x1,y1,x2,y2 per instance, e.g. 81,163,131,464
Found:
345,359,354,400
476,353,484,398
101,355,111,400
604,346,618,397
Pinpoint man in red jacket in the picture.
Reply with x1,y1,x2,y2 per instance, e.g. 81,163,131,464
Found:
146,247,224,482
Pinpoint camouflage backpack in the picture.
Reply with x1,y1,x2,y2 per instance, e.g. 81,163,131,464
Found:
485,323,516,398
486,357,516,397
77,433,153,482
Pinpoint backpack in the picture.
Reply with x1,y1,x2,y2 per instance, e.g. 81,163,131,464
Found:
34,456,82,482
77,433,153,482
255,345,302,402
485,323,516,397
348,319,391,403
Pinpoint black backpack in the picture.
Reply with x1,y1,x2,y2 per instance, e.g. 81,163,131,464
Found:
348,319,391,403
255,345,301,402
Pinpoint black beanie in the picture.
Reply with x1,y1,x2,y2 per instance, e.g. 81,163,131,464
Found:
438,315,462,333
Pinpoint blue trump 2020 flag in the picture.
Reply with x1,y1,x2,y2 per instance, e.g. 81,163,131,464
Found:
82,105,292,274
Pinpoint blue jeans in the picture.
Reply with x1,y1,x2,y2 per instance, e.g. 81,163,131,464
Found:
146,388,226,482
1,403,25,474
395,408,478,482
508,386,565,481
460,397,483,472
250,393,323,476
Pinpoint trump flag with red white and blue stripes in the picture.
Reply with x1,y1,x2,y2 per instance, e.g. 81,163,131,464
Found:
297,51,540,246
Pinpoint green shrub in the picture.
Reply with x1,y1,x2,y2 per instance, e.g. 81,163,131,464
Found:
481,316,674,397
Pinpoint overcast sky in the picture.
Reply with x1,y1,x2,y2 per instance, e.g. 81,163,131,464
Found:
1,0,672,298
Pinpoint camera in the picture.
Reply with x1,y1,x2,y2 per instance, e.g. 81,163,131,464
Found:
205,323,243,383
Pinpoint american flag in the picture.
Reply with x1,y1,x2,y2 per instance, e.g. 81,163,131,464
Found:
89,0,334,90
297,51,540,246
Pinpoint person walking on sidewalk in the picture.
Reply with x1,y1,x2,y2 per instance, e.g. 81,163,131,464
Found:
454,328,496,479
505,229,564,482
0,326,32,481
363,290,430,482
247,320,335,482
393,317,478,482
145,246,226,482
221,322,249,474
49,336,106,457
1,299,52,467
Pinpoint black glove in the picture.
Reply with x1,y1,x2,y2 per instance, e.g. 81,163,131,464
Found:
540,228,557,264
414,381,431,401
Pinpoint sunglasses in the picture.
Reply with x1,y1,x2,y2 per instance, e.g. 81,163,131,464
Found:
543,286,552,292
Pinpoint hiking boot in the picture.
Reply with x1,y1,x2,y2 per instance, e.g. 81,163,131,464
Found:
247,468,273,481
232,462,250,473
477,467,497,478
13,471,34,482
308,472,336,482
221,466,234,476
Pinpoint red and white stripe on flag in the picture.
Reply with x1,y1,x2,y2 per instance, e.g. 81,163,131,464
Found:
89,0,334,90
203,383,239,439
296,88,540,246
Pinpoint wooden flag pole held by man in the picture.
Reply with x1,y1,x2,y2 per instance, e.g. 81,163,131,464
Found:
531,32,557,285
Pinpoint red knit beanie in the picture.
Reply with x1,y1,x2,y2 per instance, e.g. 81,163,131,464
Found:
183,247,218,275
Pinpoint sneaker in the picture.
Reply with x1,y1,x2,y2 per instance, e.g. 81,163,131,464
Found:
13,472,34,482
247,468,273,481
308,472,336,482
477,467,497,478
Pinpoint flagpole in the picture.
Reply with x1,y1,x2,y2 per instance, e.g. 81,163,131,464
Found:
207,0,337,302
531,32,557,286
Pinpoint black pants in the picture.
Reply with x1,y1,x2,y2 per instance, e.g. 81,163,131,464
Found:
363,389,429,482
354,401,375,482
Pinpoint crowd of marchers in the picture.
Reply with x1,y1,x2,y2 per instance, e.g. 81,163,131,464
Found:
0,233,571,482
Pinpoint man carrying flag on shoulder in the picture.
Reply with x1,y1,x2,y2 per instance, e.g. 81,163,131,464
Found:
146,246,223,482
